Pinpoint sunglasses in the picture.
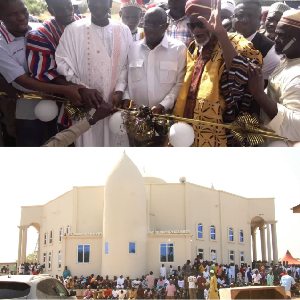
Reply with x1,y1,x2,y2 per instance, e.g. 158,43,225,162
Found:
187,21,206,30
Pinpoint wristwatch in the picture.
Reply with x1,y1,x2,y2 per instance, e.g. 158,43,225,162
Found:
87,114,96,126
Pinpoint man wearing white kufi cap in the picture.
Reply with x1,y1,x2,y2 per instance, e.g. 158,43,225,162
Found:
264,2,291,41
248,9,300,143
221,0,235,31
117,274,125,288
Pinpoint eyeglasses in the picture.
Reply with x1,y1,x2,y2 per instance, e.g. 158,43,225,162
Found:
187,21,206,30
143,23,167,29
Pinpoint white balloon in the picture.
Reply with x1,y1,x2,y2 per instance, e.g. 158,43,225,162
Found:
168,122,194,147
109,111,126,135
34,100,58,122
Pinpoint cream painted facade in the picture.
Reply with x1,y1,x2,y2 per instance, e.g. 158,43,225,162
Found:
18,154,278,278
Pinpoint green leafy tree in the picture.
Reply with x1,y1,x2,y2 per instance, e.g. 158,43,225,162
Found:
25,0,47,16
26,252,38,263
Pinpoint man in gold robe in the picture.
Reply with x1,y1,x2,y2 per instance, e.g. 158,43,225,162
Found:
173,0,262,147
205,270,219,299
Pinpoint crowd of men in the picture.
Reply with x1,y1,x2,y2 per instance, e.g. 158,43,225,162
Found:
0,0,299,147
13,259,297,299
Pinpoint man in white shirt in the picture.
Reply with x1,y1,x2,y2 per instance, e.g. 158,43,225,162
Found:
248,9,300,142
203,268,210,283
117,275,125,288
169,265,174,276
188,275,197,299
124,7,186,116
160,264,167,279
252,270,262,285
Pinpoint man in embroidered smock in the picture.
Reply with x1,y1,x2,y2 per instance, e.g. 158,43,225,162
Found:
120,0,145,41
166,0,193,46
248,9,300,143
172,0,262,147
55,0,132,147
26,0,102,129
232,0,280,90
0,0,83,146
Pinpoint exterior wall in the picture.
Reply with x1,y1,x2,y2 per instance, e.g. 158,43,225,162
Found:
148,184,185,231
63,237,102,277
219,191,251,265
147,235,191,277
248,198,275,222
77,186,104,233
39,190,74,274
20,206,43,228
187,184,222,263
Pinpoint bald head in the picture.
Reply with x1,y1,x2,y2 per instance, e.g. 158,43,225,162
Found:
145,7,167,23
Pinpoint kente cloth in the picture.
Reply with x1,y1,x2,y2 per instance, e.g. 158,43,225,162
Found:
185,0,211,17
55,18,132,147
280,9,300,28
173,33,262,147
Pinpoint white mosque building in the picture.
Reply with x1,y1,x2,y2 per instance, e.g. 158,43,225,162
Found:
18,153,278,277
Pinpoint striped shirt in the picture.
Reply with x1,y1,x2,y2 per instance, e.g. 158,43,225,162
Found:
166,12,193,47
26,15,82,82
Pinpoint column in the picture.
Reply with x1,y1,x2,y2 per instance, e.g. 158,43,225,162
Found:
21,227,28,263
252,230,257,261
271,223,278,264
260,226,267,261
18,227,23,267
266,224,272,264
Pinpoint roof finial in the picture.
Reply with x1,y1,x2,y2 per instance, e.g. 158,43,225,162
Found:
211,183,214,189
123,150,126,154
143,166,146,173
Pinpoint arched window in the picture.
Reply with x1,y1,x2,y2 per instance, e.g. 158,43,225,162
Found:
210,225,216,240
240,230,244,243
59,228,63,242
44,233,47,245
197,223,203,239
229,228,234,242
49,231,52,244
67,226,70,234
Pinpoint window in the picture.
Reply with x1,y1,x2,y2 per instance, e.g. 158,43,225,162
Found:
211,250,217,262
240,251,245,263
78,245,90,263
43,253,46,264
44,233,47,245
210,226,216,240
49,231,52,244
197,249,204,262
229,228,234,242
48,252,52,269
230,250,234,263
129,242,136,254
67,226,70,234
0,282,30,299
240,230,244,243
59,228,63,242
43,279,68,297
58,250,62,269
105,242,109,255
197,223,203,239
160,243,174,263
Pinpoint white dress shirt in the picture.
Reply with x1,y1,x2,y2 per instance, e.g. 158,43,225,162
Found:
125,34,187,111
246,32,280,80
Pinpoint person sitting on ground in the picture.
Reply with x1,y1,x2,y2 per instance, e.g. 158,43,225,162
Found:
137,284,145,299
112,276,118,289
144,287,152,299
124,276,131,289
118,289,127,299
66,277,75,289
157,276,166,289
112,286,118,299
84,285,94,300
117,275,125,289
128,286,137,299
103,285,113,299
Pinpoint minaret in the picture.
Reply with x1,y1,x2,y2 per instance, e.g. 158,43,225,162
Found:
102,153,147,277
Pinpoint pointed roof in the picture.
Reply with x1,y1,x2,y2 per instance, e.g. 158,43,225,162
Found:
279,250,300,265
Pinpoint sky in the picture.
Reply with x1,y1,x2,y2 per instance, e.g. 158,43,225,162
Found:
0,148,299,264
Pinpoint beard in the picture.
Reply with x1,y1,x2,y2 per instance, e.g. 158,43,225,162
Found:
194,32,211,47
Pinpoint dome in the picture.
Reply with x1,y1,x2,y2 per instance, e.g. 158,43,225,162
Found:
142,172,166,184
